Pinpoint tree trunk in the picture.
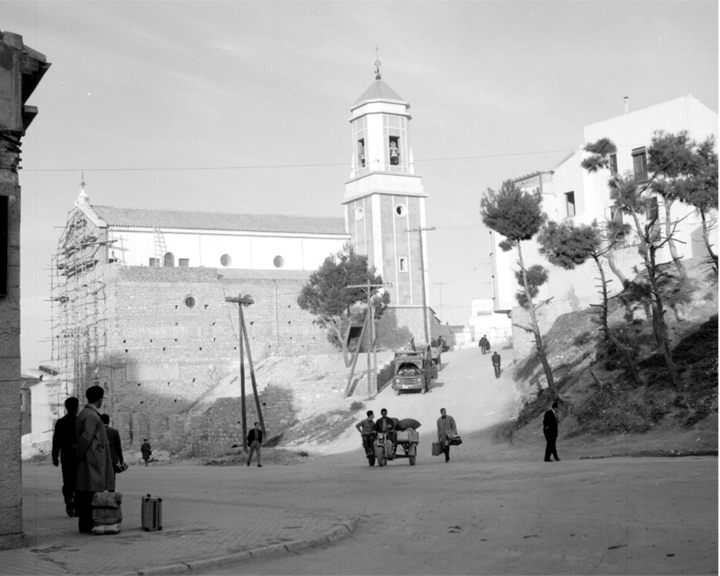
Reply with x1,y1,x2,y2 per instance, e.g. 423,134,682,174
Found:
592,254,610,339
700,209,718,275
605,328,645,387
516,242,556,394
631,211,682,390
605,249,630,289
663,198,688,282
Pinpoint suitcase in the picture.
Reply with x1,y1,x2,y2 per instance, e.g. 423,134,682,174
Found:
141,494,162,531
432,442,442,456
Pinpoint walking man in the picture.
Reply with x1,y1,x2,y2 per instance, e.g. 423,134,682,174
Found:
543,401,561,462
436,408,458,463
74,386,115,533
355,410,375,457
247,422,263,467
101,414,124,472
479,335,490,355
140,439,152,466
52,397,79,517
491,350,502,378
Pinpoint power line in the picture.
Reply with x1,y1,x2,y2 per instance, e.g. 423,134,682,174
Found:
21,148,574,173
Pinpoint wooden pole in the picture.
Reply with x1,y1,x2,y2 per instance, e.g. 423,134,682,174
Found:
366,280,372,397
343,313,368,398
240,310,266,437
238,301,248,452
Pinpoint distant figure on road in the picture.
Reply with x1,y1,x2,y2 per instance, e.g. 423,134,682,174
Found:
436,408,458,463
101,414,124,473
52,396,79,517
491,351,502,378
356,410,376,457
140,439,152,466
247,422,263,467
74,386,115,533
479,335,490,355
543,401,561,462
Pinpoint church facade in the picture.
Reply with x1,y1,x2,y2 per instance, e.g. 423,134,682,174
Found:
38,71,434,456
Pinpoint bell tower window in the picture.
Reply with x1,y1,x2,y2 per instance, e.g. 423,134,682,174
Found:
389,137,400,166
358,138,366,167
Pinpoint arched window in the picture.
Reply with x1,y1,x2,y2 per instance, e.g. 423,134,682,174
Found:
164,252,175,267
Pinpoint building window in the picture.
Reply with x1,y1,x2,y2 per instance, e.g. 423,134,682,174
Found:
395,204,407,218
646,196,659,222
179,258,189,268
358,138,365,167
565,192,576,217
220,254,232,267
632,147,648,182
609,153,618,175
164,252,175,267
389,136,400,166
399,257,407,272
355,207,364,221
273,255,285,268
149,258,158,267
184,295,196,309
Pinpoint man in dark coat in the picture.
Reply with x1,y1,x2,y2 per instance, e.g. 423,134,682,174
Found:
74,385,115,533
52,397,79,517
543,401,561,462
101,414,124,471
140,439,152,466
479,335,490,354
247,422,263,467
491,351,502,378
436,408,458,463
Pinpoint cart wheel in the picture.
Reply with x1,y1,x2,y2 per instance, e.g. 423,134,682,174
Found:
395,389,400,396
409,455,416,466
375,446,386,467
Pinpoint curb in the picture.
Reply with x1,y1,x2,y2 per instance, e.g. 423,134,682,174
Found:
120,517,357,576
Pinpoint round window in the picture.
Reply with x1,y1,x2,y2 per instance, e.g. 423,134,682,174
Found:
395,204,407,217
220,254,232,267
184,295,196,309
273,255,285,268
355,207,364,221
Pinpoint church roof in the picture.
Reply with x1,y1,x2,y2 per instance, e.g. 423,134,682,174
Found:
352,79,407,108
89,205,347,236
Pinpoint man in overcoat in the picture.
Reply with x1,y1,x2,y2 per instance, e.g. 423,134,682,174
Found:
436,408,458,463
52,397,79,517
101,414,124,471
74,385,115,533
543,400,561,462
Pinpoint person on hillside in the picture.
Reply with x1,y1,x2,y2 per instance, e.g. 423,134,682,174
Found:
479,335,490,355
140,439,152,466
247,422,263,467
491,350,502,378
355,410,376,457
543,401,561,462
436,408,458,463
101,414,124,473
52,397,79,517
74,386,115,533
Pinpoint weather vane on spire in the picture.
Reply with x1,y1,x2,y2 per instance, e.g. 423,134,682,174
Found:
374,45,381,80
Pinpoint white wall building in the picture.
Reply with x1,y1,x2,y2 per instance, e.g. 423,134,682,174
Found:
488,95,718,356
468,299,512,345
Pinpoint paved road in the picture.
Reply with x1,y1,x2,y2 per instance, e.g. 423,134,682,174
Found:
194,453,717,575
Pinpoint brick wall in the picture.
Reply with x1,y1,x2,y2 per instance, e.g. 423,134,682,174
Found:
96,266,338,454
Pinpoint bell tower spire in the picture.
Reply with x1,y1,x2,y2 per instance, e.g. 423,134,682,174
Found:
343,67,431,344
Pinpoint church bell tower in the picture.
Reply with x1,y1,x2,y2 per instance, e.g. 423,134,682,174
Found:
343,61,431,344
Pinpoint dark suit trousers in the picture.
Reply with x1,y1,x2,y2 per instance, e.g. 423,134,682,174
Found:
544,431,559,461
75,491,95,533
60,457,76,505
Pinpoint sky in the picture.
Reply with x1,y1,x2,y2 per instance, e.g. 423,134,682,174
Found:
3,0,718,371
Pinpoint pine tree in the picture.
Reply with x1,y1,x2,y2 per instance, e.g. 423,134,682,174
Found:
480,180,556,394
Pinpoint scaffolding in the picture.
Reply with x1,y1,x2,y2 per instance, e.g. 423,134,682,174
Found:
49,206,114,414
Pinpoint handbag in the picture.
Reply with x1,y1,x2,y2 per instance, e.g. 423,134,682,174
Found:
450,435,463,446
114,461,129,473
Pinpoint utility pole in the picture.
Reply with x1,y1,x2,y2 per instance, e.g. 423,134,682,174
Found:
432,281,449,319
406,226,435,344
345,280,392,397
225,294,262,452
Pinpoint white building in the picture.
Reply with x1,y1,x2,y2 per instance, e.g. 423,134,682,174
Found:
488,95,718,354
467,299,512,345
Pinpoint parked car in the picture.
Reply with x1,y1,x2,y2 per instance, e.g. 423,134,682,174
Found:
391,346,438,395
